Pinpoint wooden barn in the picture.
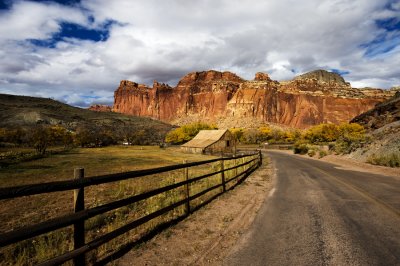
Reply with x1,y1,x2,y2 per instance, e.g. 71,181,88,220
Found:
181,129,236,155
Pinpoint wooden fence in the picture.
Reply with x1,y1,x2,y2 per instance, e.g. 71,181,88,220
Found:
0,150,262,265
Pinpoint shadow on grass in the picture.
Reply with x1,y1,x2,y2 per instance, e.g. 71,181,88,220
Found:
93,165,258,265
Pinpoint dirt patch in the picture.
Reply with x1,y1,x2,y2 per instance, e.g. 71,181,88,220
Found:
117,159,273,265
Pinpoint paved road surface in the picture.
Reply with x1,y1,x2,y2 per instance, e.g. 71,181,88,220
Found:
225,151,400,266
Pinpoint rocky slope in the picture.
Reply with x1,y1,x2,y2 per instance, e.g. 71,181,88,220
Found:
113,70,396,128
351,91,400,129
349,91,400,162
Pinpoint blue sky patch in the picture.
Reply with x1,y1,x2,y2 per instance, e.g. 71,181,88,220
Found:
0,0,11,9
376,18,400,32
361,34,400,58
360,15,400,58
82,95,101,99
29,21,114,48
32,0,81,6
330,69,350,76
57,22,110,41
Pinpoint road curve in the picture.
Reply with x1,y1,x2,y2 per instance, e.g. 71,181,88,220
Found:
225,151,400,266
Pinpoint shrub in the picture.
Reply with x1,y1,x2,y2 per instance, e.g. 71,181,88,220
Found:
318,150,328,158
367,153,400,167
308,150,316,157
293,142,309,154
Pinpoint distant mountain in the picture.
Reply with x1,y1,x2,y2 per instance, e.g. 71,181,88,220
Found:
294,69,349,86
0,93,173,142
113,69,396,129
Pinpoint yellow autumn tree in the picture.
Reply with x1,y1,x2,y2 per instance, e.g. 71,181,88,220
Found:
165,122,217,144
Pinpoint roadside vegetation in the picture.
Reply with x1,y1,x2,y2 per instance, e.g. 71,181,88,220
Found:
366,152,400,167
293,123,367,156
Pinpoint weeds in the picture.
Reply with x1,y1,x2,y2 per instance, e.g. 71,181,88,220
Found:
0,146,260,265
367,152,400,167
318,150,328,158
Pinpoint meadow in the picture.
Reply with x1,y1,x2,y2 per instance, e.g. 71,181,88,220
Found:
0,145,256,264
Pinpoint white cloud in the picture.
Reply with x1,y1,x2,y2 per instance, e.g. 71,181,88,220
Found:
0,0,399,107
0,1,87,40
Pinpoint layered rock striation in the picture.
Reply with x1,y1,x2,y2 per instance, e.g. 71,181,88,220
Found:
113,70,395,128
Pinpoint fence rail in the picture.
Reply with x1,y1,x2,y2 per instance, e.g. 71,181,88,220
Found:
0,150,262,265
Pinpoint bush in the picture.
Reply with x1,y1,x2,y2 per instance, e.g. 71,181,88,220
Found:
308,150,316,157
293,142,309,154
367,153,400,167
318,150,328,158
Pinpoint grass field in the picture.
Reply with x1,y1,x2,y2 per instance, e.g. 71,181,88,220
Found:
0,145,216,187
1,145,247,265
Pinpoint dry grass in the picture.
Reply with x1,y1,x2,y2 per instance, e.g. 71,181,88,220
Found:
0,145,257,265
366,152,400,167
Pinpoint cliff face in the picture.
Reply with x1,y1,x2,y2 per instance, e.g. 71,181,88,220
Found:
113,70,395,128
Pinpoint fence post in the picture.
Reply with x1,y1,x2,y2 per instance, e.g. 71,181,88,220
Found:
183,160,190,215
258,150,262,166
241,153,245,173
73,168,85,266
220,159,226,192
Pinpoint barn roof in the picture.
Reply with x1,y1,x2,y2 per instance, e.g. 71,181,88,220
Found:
181,129,228,148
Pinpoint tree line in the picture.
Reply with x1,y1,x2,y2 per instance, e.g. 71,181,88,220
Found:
165,122,367,155
0,124,157,155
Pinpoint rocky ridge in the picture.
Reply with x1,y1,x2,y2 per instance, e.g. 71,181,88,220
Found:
113,70,396,128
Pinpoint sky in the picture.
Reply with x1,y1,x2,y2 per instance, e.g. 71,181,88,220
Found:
0,0,399,107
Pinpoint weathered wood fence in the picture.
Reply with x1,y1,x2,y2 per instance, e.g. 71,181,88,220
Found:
0,151,262,265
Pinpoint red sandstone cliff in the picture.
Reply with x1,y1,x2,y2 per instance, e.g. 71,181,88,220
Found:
88,104,112,112
113,70,396,128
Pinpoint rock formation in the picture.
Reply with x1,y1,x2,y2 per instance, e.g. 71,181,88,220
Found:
349,89,400,163
113,70,396,128
351,90,400,129
88,104,112,112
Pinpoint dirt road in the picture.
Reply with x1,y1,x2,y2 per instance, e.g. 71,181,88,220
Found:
225,151,400,265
